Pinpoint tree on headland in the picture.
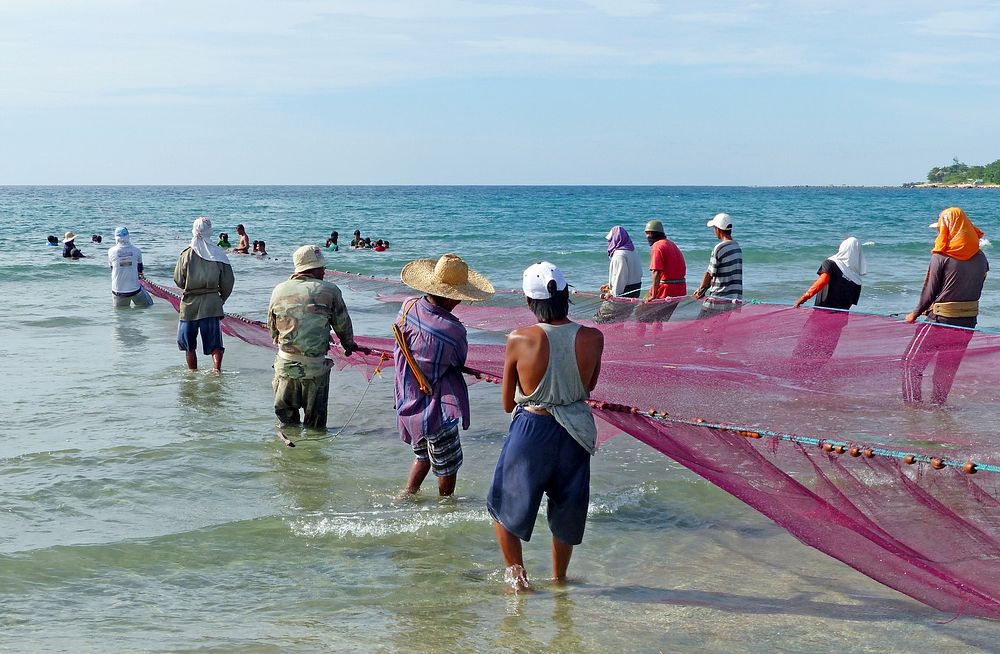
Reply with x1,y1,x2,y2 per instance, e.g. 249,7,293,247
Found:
927,158,1000,184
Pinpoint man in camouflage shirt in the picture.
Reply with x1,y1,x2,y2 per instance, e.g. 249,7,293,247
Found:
267,245,357,428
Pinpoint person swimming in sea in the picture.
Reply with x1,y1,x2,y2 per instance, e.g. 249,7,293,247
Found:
62,232,86,259
374,239,387,252
218,232,232,248
233,224,250,254
325,231,339,252
255,240,268,256
47,235,59,247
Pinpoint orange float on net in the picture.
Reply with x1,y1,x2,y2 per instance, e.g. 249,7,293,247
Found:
963,461,978,475
903,455,916,465
834,445,846,454
930,458,945,470
821,442,834,453
848,446,861,457
863,448,875,458
694,417,706,423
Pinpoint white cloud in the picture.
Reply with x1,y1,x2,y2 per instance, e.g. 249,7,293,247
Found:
910,9,1000,39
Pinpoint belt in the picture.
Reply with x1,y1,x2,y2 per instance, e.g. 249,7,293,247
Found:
112,288,141,297
277,350,329,365
932,301,979,318
183,288,219,297
662,278,686,284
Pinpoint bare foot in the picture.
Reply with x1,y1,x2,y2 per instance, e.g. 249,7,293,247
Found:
503,565,532,594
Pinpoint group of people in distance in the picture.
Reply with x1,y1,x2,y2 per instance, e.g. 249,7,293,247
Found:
217,224,269,256
601,207,988,330
323,230,391,252
50,231,103,258
349,229,390,251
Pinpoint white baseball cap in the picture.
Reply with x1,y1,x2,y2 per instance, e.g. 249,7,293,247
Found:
522,261,568,299
707,213,734,230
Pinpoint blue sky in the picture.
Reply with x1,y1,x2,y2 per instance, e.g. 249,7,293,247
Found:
1,0,998,185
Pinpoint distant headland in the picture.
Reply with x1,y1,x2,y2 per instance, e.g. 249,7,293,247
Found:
905,158,1000,188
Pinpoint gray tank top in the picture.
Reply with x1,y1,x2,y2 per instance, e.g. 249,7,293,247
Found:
514,322,597,455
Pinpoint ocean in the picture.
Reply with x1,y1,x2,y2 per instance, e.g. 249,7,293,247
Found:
1,186,998,652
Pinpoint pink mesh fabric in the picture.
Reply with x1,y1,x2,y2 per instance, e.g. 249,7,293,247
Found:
144,278,1000,619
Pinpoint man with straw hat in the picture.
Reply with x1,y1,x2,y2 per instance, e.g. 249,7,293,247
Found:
268,245,357,428
394,253,495,496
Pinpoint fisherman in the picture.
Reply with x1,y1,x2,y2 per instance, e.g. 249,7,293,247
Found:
642,220,686,302
267,245,357,428
601,226,643,298
173,217,235,372
394,253,495,496
62,232,86,259
351,230,363,248
108,226,154,308
488,262,604,591
903,207,989,404
692,213,743,314
794,237,866,310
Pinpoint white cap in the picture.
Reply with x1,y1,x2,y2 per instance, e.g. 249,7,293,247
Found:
522,261,568,299
707,213,733,230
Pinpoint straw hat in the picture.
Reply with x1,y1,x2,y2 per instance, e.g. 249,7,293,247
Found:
400,253,495,302
63,231,76,243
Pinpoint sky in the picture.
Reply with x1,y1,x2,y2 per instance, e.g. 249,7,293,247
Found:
1,0,999,185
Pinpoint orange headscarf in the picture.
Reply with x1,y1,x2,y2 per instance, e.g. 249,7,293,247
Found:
932,207,983,261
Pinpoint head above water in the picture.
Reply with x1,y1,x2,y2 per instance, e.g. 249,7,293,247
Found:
47,235,58,244
236,224,246,234
523,261,570,323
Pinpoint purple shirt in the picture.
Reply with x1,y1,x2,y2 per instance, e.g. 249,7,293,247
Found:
393,297,471,443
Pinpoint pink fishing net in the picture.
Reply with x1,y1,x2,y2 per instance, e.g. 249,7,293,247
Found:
143,277,1000,619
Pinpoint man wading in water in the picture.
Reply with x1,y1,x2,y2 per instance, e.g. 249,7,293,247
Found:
393,253,495,496
488,262,604,591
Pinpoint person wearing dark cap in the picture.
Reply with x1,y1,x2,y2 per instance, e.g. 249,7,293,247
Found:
643,219,686,302
351,230,363,248
325,231,339,252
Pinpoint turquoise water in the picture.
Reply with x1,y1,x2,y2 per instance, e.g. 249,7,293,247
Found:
2,186,999,652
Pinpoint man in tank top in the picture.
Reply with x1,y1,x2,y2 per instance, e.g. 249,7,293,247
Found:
487,262,605,592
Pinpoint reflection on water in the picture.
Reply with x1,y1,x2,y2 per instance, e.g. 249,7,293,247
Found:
113,310,150,350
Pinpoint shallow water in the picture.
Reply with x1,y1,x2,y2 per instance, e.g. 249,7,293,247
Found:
2,187,999,652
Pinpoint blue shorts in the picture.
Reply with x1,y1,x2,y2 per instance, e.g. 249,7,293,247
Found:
177,318,224,355
487,410,591,546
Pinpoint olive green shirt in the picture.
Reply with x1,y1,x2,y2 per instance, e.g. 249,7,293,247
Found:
173,248,236,321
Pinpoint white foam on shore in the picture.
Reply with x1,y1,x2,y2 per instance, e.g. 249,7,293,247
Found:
290,508,492,539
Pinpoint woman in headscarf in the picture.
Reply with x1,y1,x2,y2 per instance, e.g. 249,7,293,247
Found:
793,237,866,310
600,226,643,298
173,217,236,372
902,207,989,404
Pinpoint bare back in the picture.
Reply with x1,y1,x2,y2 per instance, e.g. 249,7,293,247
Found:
501,320,604,413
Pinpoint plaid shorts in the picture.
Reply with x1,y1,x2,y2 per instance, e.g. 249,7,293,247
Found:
412,419,463,477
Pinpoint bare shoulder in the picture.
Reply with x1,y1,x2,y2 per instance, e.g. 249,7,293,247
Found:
508,324,543,341
578,325,605,345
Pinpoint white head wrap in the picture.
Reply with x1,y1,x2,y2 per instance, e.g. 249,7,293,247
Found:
189,217,230,264
827,237,866,286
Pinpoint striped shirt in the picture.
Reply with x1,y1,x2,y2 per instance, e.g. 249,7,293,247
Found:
706,240,743,300
393,297,471,444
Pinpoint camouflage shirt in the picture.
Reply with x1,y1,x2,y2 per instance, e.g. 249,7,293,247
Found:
267,275,356,371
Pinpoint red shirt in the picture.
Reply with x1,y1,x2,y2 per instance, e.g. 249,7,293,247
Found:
649,238,687,298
